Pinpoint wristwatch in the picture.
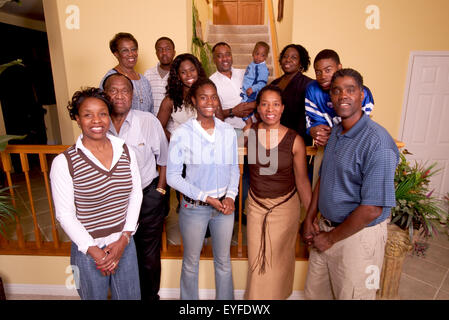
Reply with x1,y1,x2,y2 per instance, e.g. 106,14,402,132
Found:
156,187,166,195
228,108,234,118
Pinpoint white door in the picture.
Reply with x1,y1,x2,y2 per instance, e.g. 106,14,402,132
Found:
400,52,449,198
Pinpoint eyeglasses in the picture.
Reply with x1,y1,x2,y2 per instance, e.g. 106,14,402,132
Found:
118,47,138,55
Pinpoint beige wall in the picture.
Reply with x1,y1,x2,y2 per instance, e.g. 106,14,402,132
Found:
43,0,192,144
291,0,449,138
194,0,211,42
273,0,293,55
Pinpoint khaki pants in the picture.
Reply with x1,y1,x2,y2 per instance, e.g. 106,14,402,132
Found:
304,219,388,300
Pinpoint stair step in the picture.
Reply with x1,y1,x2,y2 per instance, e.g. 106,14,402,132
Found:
234,64,274,76
209,24,268,34
223,43,260,53
208,33,269,44
207,24,277,80
233,53,273,65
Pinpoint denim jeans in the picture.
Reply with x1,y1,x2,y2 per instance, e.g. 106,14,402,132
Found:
179,198,235,300
70,238,141,300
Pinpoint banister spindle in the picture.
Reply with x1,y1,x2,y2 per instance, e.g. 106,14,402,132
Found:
19,153,42,248
39,153,60,249
1,151,25,248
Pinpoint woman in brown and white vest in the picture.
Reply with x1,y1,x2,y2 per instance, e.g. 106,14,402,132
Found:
50,88,143,300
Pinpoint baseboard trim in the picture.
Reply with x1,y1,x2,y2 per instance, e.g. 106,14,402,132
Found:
5,284,78,297
5,284,305,300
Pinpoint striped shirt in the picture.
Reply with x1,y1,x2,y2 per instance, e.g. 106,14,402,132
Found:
144,64,169,116
63,144,132,239
51,134,142,254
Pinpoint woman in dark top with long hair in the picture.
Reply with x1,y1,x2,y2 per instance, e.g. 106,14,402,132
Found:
157,53,207,140
270,44,313,145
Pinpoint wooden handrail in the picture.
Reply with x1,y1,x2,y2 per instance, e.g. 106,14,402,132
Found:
3,145,70,154
0,144,313,258
267,0,280,78
0,140,404,258
0,145,69,253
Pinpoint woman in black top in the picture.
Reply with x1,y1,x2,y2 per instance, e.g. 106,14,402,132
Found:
270,44,313,145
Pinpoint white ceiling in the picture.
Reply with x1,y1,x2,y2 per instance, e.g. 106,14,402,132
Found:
0,0,44,21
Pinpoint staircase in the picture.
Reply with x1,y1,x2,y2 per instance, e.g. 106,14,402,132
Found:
207,24,276,82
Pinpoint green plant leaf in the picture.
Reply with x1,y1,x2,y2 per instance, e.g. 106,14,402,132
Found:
0,134,26,151
0,186,18,236
0,59,24,75
392,149,445,238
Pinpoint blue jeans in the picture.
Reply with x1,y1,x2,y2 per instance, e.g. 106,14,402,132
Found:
179,198,235,300
70,238,141,300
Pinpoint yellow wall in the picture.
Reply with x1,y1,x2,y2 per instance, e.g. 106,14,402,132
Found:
273,0,293,55
43,0,192,144
291,0,449,138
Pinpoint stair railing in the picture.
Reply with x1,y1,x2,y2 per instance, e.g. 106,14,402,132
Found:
267,0,281,78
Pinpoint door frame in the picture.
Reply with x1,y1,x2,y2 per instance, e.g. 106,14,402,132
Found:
399,51,449,140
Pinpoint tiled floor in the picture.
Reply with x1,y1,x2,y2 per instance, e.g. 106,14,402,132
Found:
399,223,449,300
2,165,449,300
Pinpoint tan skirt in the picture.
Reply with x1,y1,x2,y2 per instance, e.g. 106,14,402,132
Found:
244,189,301,300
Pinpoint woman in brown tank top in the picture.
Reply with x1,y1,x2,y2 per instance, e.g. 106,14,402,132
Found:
244,85,312,300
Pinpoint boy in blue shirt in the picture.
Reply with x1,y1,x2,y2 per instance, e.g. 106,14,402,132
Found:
305,49,374,146
241,41,270,128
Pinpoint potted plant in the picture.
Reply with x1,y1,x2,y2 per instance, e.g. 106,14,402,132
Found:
378,149,444,299
390,149,443,240
441,193,449,224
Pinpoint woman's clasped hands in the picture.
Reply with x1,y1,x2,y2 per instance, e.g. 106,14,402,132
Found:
206,196,235,215
88,234,128,276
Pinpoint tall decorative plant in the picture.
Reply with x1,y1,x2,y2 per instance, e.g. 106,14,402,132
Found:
390,149,444,241
191,0,216,77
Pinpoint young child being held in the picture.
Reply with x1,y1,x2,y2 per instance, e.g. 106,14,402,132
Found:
241,41,270,129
